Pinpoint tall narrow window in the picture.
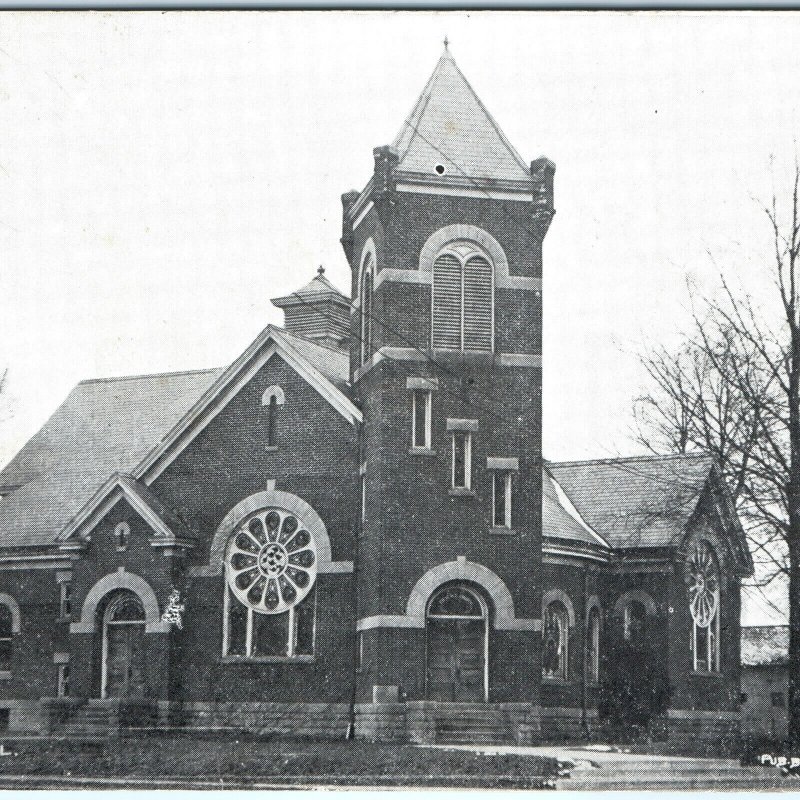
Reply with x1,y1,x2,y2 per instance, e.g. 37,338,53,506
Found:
492,471,512,528
57,662,70,698
267,395,277,447
115,521,130,551
0,606,13,673
587,607,600,685
432,243,494,352
360,257,374,365
543,601,569,680
452,431,472,490
688,541,720,672
60,582,72,618
623,600,647,646
411,390,432,449
360,468,367,528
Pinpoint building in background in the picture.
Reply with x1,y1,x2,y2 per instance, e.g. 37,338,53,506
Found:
0,46,752,746
741,626,789,740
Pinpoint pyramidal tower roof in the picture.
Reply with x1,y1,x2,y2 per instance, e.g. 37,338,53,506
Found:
391,44,531,183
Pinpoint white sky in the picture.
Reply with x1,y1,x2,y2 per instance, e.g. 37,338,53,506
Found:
1,10,797,622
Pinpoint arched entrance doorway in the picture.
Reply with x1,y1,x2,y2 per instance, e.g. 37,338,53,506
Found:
101,591,146,699
426,583,488,702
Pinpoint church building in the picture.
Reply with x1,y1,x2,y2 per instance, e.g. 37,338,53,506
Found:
0,47,752,745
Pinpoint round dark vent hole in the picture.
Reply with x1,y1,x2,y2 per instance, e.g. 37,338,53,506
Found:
435,164,446,175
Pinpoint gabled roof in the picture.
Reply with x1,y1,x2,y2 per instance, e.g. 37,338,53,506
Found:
741,625,789,667
548,453,715,550
543,467,610,551
134,324,360,483
391,47,531,183
59,472,193,545
0,368,222,548
0,325,358,550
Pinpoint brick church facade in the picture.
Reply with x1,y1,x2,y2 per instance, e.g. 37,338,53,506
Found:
0,48,752,744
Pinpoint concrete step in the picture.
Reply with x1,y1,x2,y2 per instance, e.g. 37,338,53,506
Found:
557,778,787,790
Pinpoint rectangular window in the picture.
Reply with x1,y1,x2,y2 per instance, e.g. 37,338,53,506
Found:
452,431,471,490
411,390,431,449
252,611,290,657
60,582,72,619
224,585,315,659
492,471,512,528
360,467,366,527
57,663,70,698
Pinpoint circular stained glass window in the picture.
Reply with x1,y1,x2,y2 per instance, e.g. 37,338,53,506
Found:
225,508,317,614
687,540,719,628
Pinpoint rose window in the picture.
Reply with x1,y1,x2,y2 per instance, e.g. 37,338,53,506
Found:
226,509,317,614
687,540,719,628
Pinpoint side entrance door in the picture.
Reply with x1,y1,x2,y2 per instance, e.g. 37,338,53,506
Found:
102,592,147,699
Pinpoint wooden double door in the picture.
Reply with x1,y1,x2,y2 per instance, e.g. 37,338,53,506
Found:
426,584,488,702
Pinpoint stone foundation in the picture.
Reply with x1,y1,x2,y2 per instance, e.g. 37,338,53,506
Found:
665,709,742,753
168,701,351,738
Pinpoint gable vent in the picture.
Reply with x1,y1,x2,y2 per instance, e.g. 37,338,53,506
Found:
432,249,493,352
432,253,462,350
463,256,493,351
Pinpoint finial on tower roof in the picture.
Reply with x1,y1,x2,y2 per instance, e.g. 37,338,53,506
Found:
443,35,449,50
317,265,325,276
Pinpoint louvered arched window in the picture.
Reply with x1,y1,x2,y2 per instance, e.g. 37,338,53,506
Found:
432,243,493,351
360,256,375,365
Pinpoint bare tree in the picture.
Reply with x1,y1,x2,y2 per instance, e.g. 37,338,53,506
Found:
634,161,800,743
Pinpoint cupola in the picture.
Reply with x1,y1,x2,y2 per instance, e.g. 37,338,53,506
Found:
271,267,351,351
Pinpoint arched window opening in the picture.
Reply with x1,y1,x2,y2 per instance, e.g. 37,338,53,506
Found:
115,521,130,552
623,600,647,647
587,606,601,685
0,606,13,673
223,507,318,658
360,257,374,365
543,601,569,680
267,395,277,447
432,242,494,352
688,540,720,672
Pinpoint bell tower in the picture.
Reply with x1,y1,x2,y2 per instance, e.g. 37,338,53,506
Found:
342,45,554,738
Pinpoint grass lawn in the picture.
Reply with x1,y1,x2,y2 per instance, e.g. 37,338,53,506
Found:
0,736,560,788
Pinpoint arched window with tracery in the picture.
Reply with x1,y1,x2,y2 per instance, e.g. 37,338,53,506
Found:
587,606,601,685
0,605,13,673
543,601,569,680
623,600,647,647
223,506,317,659
688,540,720,672
360,255,374,365
432,242,494,352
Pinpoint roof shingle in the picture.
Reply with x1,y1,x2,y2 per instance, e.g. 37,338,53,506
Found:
548,453,714,549
391,48,531,183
